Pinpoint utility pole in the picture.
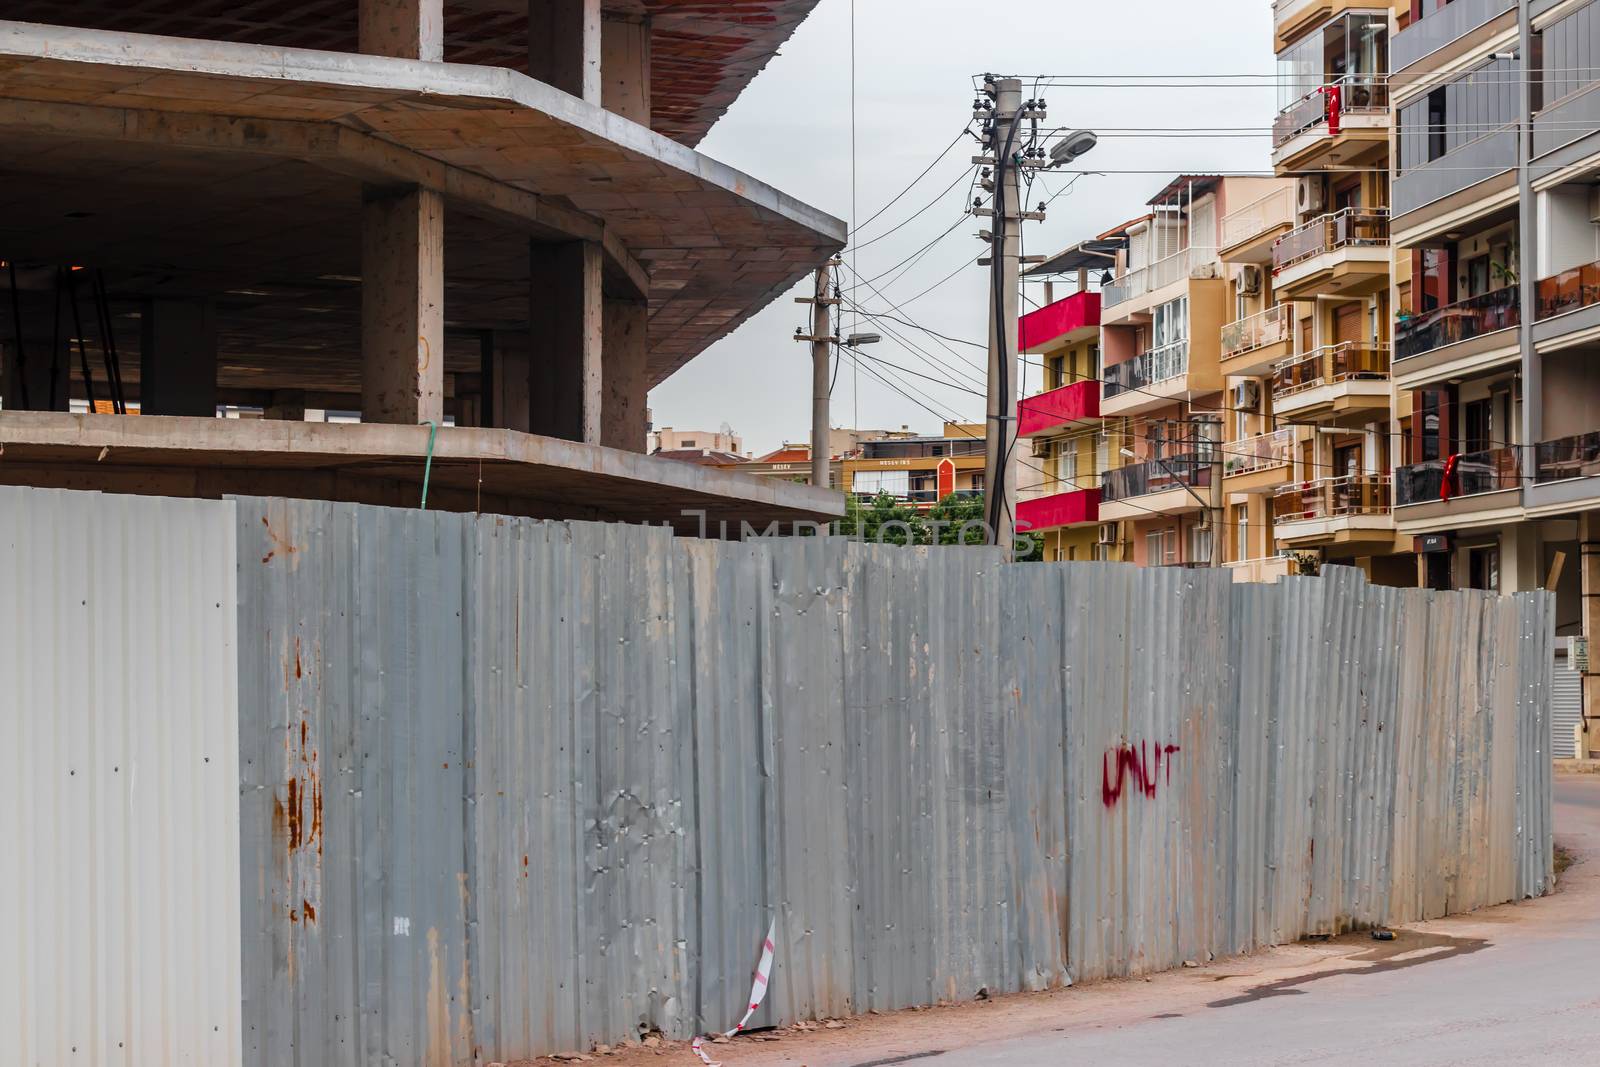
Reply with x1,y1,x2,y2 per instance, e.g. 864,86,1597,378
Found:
982,76,1023,558
795,259,842,491
810,263,833,489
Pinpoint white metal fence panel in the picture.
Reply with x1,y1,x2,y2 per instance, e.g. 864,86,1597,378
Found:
0,487,241,1067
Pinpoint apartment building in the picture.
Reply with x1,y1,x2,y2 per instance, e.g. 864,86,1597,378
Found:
1244,1,1414,584
841,423,986,509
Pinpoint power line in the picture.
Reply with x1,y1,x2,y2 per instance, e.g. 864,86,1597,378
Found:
853,127,971,233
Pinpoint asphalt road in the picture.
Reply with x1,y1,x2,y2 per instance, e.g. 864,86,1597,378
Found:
659,776,1600,1067
931,777,1600,1066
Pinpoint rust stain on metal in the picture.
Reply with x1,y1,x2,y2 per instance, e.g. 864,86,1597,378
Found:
261,514,300,566
302,898,316,925
294,636,303,680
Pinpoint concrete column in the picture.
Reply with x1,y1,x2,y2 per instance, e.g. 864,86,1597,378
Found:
601,295,648,451
489,330,532,432
601,15,651,123
1583,513,1600,758
529,0,602,103
140,299,218,417
2,290,69,411
359,0,444,61
528,241,602,443
361,185,445,425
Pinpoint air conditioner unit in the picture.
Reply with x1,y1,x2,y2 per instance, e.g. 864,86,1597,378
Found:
1097,521,1119,546
1232,380,1262,412
1031,436,1053,459
1297,176,1326,216
1237,265,1263,296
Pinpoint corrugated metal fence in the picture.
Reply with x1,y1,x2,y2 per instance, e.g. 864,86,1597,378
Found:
0,487,1553,1065
1,487,241,1067
227,497,1553,1064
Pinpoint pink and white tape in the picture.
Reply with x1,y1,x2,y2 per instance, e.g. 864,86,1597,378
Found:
690,920,777,1067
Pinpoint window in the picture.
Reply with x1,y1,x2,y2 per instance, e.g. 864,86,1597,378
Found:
1152,296,1188,349
1234,505,1249,563
1187,523,1214,567
970,473,985,492
681,439,697,448
1146,528,1178,566
1543,3,1600,107
1048,354,1065,390
1397,57,1521,171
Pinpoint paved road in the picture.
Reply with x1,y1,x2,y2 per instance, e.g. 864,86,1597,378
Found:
679,777,1600,1067
939,777,1600,1066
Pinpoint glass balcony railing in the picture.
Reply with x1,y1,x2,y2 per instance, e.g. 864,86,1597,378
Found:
1272,75,1389,148
1103,339,1189,399
1270,342,1390,400
1224,428,1295,477
1274,474,1391,524
1395,286,1519,359
1221,187,1295,249
1272,208,1390,273
1221,304,1292,359
1101,248,1215,308
1102,452,1213,503
1535,432,1600,483
1395,447,1521,505
1537,260,1600,320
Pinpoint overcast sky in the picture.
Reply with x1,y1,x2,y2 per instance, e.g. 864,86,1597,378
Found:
646,0,1281,455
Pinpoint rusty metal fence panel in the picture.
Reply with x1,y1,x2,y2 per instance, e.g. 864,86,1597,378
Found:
0,487,241,1067
5,487,1552,1066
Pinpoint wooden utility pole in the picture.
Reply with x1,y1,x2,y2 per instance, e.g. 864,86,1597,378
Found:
983,77,1023,557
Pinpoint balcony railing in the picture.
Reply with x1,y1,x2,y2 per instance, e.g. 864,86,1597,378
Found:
1392,0,1515,72
1395,447,1521,505
1103,339,1189,399
1535,432,1600,484
1395,286,1519,359
1271,342,1390,399
1272,75,1389,148
1537,260,1600,320
1102,451,1212,503
1222,304,1292,359
1224,428,1295,477
1274,474,1391,523
1222,187,1295,249
1102,247,1216,308
1272,208,1390,273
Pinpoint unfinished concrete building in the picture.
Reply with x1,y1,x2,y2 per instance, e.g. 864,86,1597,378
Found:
0,2,844,528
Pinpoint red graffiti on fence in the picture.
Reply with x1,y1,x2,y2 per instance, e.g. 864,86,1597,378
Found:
1101,740,1182,808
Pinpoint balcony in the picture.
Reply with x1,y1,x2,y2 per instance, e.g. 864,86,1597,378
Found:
1534,259,1600,352
1100,452,1212,521
1392,124,1518,231
1101,247,1217,322
1528,432,1600,513
1019,290,1100,353
1395,286,1519,364
1018,380,1099,437
1017,486,1101,533
1396,448,1521,504
1220,187,1295,263
1391,0,1516,74
1224,428,1296,494
1271,209,1390,298
1271,76,1390,173
1101,339,1193,416
1394,447,1523,530
1270,342,1391,419
1273,474,1394,544
1272,0,1392,50
1220,304,1294,376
